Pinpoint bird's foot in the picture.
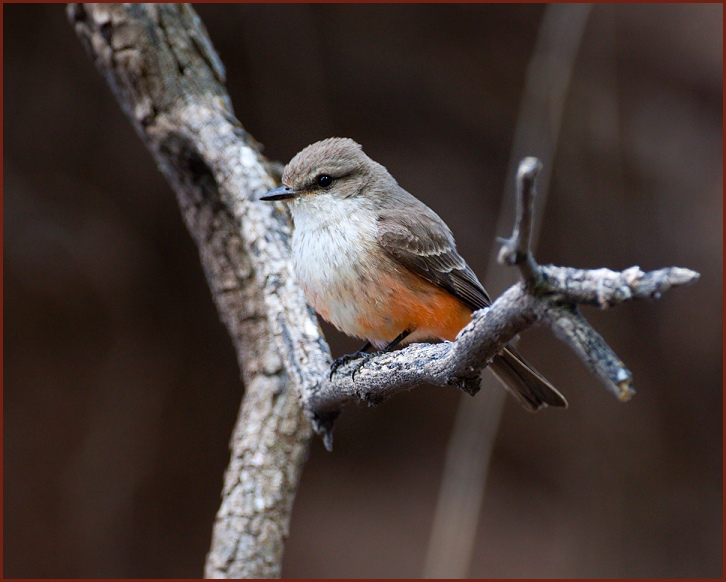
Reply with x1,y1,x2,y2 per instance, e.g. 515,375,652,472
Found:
330,352,371,380
330,351,373,380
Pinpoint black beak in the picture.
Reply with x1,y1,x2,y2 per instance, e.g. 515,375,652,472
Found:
259,185,298,201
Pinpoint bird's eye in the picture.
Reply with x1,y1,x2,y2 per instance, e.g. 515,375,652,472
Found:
316,174,333,189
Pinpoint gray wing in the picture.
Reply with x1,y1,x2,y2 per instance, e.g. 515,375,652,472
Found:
376,191,491,311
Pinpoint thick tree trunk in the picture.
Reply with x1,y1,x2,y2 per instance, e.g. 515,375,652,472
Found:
68,4,330,577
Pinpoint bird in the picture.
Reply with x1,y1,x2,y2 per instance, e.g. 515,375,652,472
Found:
260,137,567,411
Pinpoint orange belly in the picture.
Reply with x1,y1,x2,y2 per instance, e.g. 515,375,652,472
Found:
354,270,474,346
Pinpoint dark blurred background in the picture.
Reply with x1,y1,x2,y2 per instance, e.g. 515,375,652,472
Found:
4,4,722,578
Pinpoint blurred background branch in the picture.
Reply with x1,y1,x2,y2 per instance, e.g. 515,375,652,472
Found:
424,5,592,576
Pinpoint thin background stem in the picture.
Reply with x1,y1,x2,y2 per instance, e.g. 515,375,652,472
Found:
423,5,593,577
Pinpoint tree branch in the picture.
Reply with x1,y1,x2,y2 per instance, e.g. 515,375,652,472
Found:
68,3,700,578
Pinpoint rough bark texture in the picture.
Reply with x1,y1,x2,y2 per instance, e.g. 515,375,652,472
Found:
68,3,700,578
68,4,328,578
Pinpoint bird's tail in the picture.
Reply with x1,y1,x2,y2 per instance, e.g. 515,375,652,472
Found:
489,345,567,411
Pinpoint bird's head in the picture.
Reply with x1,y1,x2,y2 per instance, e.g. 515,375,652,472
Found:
260,137,391,205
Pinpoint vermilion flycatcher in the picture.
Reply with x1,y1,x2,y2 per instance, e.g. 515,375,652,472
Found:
261,138,567,411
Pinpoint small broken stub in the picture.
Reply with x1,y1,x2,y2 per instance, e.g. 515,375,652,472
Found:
616,368,635,402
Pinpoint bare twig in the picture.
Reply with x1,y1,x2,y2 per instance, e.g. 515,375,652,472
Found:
498,156,542,279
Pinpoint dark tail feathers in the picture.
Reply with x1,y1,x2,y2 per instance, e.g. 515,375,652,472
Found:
489,345,568,411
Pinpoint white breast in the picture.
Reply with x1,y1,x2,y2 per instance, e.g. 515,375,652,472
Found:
290,193,383,338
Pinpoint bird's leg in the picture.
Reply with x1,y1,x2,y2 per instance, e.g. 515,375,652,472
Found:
378,329,412,353
350,330,412,380
330,341,372,379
